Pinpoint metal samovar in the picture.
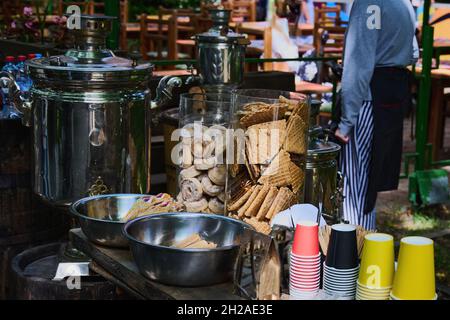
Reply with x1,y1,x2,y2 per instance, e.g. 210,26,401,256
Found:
188,8,249,89
304,100,342,223
0,15,181,207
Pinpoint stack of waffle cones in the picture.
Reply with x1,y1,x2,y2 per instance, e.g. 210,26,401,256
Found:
228,96,309,234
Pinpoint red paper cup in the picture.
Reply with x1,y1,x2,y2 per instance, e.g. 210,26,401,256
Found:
292,221,320,256
290,254,321,263
290,282,320,290
290,274,321,283
290,262,321,270
290,260,321,268
291,252,321,259
290,265,321,273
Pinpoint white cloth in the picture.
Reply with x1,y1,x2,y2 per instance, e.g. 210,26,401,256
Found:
270,204,327,228
270,16,300,73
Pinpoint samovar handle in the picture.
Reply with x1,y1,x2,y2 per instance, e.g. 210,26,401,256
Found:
0,71,32,127
150,76,183,110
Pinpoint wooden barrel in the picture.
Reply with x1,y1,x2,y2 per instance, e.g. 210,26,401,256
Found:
11,242,121,300
0,120,71,298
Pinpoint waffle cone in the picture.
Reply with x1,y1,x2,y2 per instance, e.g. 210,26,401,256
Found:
244,184,271,217
258,149,291,187
247,120,287,164
228,183,254,212
288,97,309,123
245,141,260,182
242,102,271,112
290,161,305,194
238,185,261,218
256,186,278,220
240,104,288,128
265,187,295,220
244,217,272,235
284,115,308,155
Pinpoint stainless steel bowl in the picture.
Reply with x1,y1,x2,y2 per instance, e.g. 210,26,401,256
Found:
70,194,147,248
123,213,253,287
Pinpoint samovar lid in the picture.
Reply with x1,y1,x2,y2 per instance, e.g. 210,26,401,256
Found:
308,136,341,161
26,15,152,88
195,9,250,45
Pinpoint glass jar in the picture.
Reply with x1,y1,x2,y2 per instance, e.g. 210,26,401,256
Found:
174,92,232,214
227,89,310,232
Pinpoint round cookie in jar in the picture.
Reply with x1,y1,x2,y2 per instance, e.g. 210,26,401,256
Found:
173,92,232,214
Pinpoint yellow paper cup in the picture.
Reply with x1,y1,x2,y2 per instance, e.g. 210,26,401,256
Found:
358,233,395,288
392,236,436,300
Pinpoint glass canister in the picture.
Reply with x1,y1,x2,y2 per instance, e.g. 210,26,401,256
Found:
173,92,232,214
227,89,310,233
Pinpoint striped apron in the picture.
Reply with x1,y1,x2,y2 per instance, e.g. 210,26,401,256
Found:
339,101,376,230
339,67,409,230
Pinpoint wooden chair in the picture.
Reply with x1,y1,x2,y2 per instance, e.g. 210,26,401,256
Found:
315,25,346,56
313,5,346,49
224,0,257,22
140,8,197,62
236,23,272,71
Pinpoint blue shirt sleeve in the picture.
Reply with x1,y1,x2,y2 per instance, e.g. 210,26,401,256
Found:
339,0,380,136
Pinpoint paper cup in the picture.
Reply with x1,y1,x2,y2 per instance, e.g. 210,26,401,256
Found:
323,279,357,289
290,276,321,284
357,281,391,292
290,267,321,276
290,283,320,291
291,262,321,270
324,288,355,297
290,258,322,267
290,288,319,298
324,267,360,277
291,277,320,285
391,236,436,300
324,263,360,274
358,233,395,288
325,224,359,270
323,276,358,286
356,292,389,300
292,221,320,256
290,269,321,278
290,255,322,264
290,252,321,260
356,289,390,299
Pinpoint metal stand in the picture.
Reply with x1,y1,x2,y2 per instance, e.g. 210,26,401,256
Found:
407,0,450,208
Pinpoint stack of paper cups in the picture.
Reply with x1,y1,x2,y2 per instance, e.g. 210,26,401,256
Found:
356,233,395,300
390,236,437,300
323,224,359,299
289,221,321,300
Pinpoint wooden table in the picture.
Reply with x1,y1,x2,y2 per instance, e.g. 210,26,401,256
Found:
413,66,450,160
70,228,244,300
434,40,450,67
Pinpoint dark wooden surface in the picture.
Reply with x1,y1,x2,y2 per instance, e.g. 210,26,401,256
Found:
11,242,119,300
0,120,70,299
70,228,244,300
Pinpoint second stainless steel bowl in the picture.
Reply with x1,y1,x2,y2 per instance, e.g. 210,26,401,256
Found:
123,213,252,287
70,194,147,248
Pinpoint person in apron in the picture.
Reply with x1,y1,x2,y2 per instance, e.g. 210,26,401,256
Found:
334,0,419,229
